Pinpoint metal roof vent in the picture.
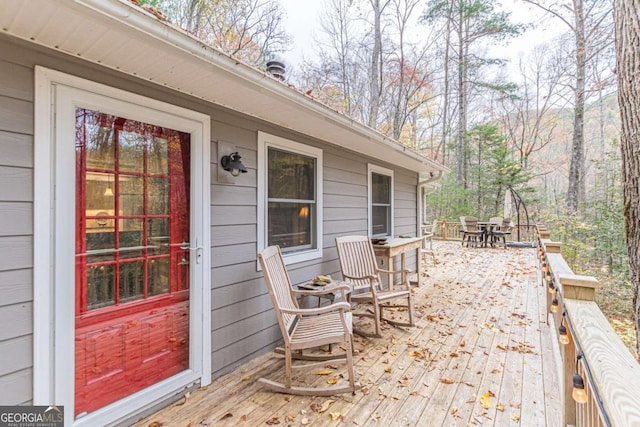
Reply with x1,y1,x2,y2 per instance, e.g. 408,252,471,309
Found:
266,59,285,81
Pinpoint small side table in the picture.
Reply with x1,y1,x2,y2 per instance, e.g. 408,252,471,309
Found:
297,280,352,308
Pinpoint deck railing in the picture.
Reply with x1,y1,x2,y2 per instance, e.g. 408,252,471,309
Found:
432,220,537,244
536,224,640,426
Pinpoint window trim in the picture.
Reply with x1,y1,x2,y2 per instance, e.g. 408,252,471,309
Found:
368,164,394,237
257,132,323,267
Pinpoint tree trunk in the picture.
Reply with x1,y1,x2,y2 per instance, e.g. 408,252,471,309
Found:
614,0,640,356
368,0,384,128
566,0,586,214
456,2,465,187
440,11,451,165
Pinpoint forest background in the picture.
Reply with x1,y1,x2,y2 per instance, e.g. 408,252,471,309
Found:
136,0,636,358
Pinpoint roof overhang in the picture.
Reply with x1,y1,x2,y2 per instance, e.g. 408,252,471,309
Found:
1,0,446,175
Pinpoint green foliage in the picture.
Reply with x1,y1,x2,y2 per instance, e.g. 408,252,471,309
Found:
465,123,534,217
425,174,471,220
425,123,535,221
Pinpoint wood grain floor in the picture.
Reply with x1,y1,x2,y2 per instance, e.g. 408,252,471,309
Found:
134,241,562,427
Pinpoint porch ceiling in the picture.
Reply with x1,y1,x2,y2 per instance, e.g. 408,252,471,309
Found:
1,0,446,176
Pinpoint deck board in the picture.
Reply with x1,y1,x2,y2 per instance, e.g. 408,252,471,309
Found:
134,241,561,427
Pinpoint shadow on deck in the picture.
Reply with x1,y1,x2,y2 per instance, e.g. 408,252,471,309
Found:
135,241,561,427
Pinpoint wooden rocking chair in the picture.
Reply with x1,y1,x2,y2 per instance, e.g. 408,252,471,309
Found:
257,245,358,396
335,235,414,338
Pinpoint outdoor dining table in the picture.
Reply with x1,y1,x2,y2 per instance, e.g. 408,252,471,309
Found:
477,221,497,247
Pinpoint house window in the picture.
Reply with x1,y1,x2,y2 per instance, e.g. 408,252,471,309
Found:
258,132,323,265
369,164,394,237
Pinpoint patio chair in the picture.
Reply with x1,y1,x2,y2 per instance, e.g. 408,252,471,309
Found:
489,217,512,248
421,219,438,263
335,235,414,338
257,245,357,396
460,216,484,248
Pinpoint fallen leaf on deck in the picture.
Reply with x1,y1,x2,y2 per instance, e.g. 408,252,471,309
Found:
300,418,310,425
241,376,251,381
480,392,492,409
408,350,425,358
265,417,280,425
329,412,341,421
460,340,466,347
384,367,392,373
316,399,336,413
497,344,508,351
327,377,338,385
450,352,459,358
240,415,247,421
220,413,233,420
511,414,520,422
491,368,501,374
496,403,505,411
149,422,163,427
371,412,381,420
314,369,334,375
440,378,456,384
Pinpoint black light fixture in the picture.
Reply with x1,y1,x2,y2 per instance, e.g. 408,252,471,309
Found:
551,296,559,313
572,353,588,404
548,278,556,294
221,152,248,177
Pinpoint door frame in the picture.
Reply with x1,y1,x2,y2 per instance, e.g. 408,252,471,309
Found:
33,67,211,426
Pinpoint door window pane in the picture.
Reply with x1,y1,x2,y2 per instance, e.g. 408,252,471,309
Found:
87,264,116,310
119,260,144,303
148,137,169,175
118,131,145,173
148,258,170,296
148,178,169,215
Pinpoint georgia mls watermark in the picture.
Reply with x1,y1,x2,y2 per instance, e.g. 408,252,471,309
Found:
0,406,64,427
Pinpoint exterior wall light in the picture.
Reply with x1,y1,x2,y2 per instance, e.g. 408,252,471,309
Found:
551,296,559,313
221,152,248,176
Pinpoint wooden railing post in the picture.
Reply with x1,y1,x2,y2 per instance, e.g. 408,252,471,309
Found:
559,275,600,427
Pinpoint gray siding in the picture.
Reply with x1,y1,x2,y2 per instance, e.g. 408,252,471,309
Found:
0,54,34,406
0,35,422,395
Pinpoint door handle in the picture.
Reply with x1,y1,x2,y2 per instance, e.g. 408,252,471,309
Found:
179,241,203,264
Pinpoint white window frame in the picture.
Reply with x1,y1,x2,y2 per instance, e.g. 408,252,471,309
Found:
368,164,394,237
257,131,323,266
33,67,211,426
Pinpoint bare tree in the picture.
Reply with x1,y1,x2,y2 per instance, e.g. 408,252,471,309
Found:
614,0,640,355
523,0,613,214
367,0,392,128
422,0,523,187
157,0,290,66
498,44,570,170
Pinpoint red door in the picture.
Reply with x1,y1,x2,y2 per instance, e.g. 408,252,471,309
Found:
74,109,191,415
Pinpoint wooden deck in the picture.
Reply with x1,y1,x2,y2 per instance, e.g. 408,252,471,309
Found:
135,241,561,427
